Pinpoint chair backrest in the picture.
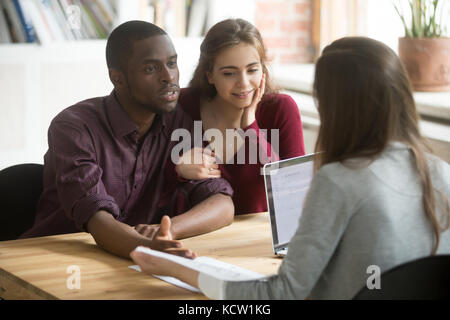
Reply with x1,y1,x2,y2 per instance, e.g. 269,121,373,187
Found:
0,163,44,241
353,255,450,300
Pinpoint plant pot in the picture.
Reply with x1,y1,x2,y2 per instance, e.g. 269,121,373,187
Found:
398,37,450,92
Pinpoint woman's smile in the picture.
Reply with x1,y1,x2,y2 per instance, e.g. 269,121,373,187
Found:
231,89,255,99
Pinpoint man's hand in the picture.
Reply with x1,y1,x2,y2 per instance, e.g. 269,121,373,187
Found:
135,223,159,239
87,210,194,259
175,147,221,180
149,216,196,258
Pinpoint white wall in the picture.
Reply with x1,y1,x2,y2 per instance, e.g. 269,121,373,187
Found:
0,0,258,170
365,0,449,52
0,37,202,170
365,0,407,52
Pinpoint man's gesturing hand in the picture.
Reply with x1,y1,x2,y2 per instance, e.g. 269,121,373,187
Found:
148,215,196,259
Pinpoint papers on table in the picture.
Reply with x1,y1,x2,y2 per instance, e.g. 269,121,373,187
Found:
129,265,200,292
129,246,267,292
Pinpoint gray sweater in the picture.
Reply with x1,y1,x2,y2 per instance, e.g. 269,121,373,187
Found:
223,142,450,299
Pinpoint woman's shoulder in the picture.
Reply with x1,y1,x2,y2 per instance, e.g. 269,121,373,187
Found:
315,159,378,194
260,93,298,110
257,93,301,126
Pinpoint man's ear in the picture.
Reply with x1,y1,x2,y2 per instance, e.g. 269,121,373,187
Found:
109,68,125,88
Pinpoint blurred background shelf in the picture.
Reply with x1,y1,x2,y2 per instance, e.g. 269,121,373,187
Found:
0,0,256,169
1,0,448,169
0,37,203,169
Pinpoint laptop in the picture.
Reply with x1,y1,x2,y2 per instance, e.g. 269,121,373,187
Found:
263,153,316,257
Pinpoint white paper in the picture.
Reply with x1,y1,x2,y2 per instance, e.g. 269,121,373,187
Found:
193,256,265,281
129,265,200,292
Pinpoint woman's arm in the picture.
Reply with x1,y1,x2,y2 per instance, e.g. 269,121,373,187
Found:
223,171,353,299
130,249,200,288
131,171,353,300
130,249,227,300
235,93,307,168
274,94,306,159
175,147,222,180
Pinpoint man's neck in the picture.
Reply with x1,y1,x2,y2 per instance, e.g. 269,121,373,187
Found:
115,91,156,140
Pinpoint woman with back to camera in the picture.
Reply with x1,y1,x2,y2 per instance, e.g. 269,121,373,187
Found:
131,37,450,299
175,18,306,215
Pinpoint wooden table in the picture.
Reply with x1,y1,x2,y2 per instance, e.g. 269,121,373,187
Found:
0,213,282,300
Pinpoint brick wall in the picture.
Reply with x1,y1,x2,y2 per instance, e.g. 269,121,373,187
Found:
255,0,313,64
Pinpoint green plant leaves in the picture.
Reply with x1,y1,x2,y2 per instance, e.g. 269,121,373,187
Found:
393,0,447,38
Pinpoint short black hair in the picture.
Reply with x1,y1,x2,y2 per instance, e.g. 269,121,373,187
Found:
106,20,167,71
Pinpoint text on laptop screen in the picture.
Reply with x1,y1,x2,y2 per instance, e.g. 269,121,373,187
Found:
269,160,314,245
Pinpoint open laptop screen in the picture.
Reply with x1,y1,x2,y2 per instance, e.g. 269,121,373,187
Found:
263,154,315,251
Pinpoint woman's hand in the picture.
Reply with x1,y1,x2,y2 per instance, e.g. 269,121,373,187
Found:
240,73,266,129
130,246,200,289
175,147,221,180
130,248,181,277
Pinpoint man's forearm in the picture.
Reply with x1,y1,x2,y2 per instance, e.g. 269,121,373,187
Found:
86,210,153,259
170,194,234,239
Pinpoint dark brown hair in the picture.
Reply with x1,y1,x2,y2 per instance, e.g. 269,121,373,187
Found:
313,37,449,254
188,18,277,100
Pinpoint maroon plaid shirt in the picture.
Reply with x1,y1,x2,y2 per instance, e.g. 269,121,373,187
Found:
20,91,232,238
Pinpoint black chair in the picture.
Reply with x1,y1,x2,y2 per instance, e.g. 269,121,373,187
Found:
353,255,450,299
0,163,44,241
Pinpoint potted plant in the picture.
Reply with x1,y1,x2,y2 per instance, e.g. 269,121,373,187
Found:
394,0,449,92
